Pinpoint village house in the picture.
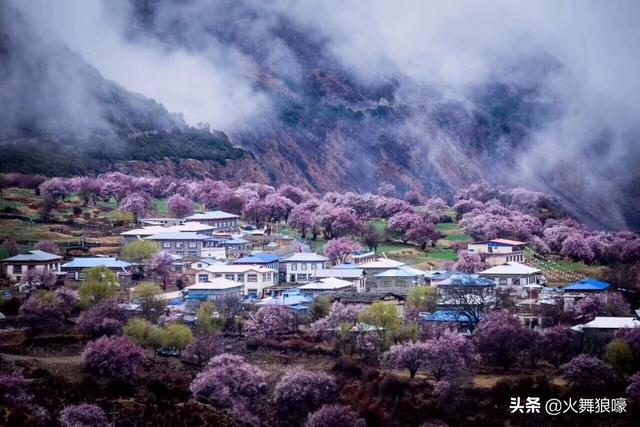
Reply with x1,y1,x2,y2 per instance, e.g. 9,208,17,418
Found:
281,252,329,284
194,264,277,298
298,277,355,297
165,222,216,235
358,257,405,288
143,232,212,258
183,278,244,310
371,265,427,291
61,257,132,281
478,261,543,287
560,278,612,310
467,239,527,266
311,267,365,292
256,288,314,313
346,250,377,265
1,250,63,282
183,211,239,230
571,316,640,352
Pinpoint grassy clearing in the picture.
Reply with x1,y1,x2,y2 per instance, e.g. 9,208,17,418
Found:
368,219,388,233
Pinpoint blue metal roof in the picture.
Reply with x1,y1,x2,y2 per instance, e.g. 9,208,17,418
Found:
252,253,280,262
232,254,279,264
62,257,132,269
563,278,611,292
421,310,472,323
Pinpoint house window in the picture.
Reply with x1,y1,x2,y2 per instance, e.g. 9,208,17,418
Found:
225,274,235,281
28,265,36,271
198,274,209,282
291,263,297,271
297,274,308,282
311,263,317,270
176,242,184,249
12,265,23,273
247,274,258,283
188,251,197,257
188,242,197,248
301,263,307,271
262,273,267,282
246,290,257,298
162,242,171,249
237,275,244,282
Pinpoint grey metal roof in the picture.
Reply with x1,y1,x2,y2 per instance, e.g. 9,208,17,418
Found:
3,250,62,262
144,232,211,241
283,252,328,262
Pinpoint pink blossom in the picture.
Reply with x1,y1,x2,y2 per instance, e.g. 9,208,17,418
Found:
324,237,362,264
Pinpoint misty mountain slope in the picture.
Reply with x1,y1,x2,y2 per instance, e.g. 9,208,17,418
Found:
2,0,640,230
0,4,264,182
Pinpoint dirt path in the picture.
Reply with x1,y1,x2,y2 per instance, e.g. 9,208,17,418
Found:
1,353,83,364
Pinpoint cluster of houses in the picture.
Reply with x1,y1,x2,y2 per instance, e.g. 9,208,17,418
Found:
2,214,638,350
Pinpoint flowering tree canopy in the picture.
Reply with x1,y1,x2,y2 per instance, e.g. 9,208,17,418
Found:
264,193,295,222
82,335,145,381
146,252,175,290
167,194,193,218
59,403,109,427
18,291,66,331
324,237,362,264
388,212,423,243
561,354,615,391
119,192,153,221
34,240,61,255
449,251,486,274
305,405,366,427
190,354,267,410
76,299,126,337
572,293,631,322
274,369,337,415
288,206,317,238
381,342,430,379
244,305,295,337
536,325,579,367
377,183,396,197
473,311,534,370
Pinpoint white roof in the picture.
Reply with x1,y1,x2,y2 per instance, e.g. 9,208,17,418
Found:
203,264,277,274
166,222,215,232
144,232,211,241
360,258,405,269
312,268,364,279
375,265,426,278
186,277,244,290
572,317,640,331
479,262,541,275
120,226,166,236
299,277,354,290
284,252,328,262
159,291,183,300
3,250,62,262
185,211,239,220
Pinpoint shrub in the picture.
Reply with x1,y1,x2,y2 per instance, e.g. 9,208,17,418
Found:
627,372,640,400
79,267,119,307
605,339,635,376
123,318,154,346
162,323,194,354
59,403,109,427
82,336,145,381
